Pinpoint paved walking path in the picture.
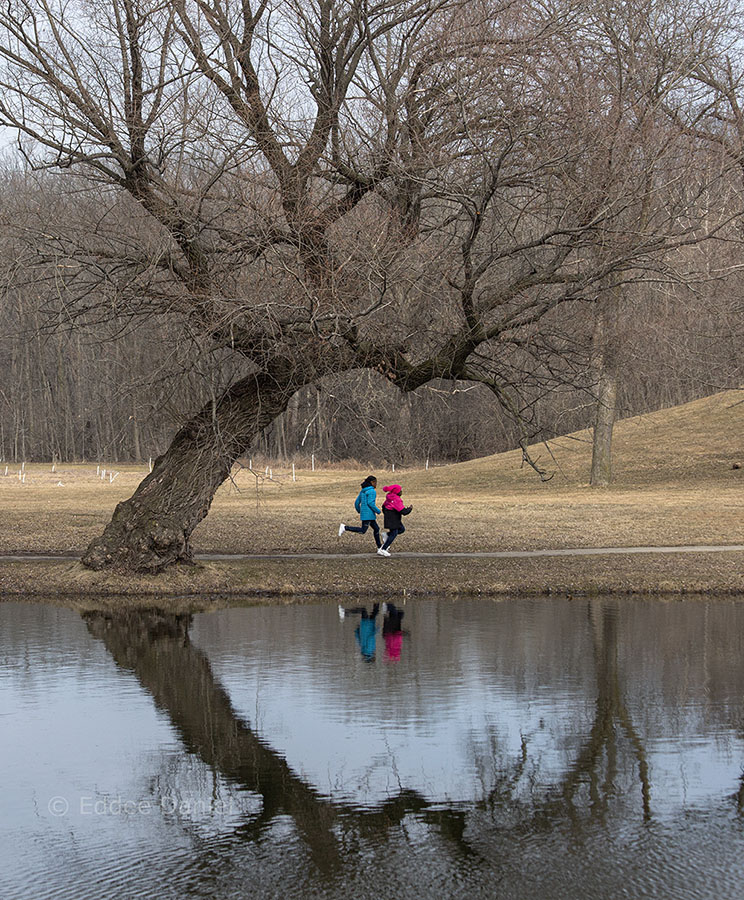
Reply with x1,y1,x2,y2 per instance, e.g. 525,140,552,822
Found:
2,545,744,562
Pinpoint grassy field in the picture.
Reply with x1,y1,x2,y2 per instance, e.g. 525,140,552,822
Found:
1,388,744,600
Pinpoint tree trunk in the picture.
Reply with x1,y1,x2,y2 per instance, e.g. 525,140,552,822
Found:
131,396,142,462
590,365,617,486
590,286,620,487
82,371,298,572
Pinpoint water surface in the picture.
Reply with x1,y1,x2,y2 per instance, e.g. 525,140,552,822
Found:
2,596,744,899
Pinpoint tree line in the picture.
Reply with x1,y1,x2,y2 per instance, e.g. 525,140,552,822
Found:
1,171,740,468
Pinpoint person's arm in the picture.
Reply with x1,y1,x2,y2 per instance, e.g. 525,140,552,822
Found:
354,491,362,513
401,505,413,516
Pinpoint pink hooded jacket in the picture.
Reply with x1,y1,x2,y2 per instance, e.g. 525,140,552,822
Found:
382,484,405,512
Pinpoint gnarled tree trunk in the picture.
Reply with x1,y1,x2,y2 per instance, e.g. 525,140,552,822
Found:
82,371,299,572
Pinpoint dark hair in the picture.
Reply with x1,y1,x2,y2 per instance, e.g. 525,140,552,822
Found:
361,475,377,488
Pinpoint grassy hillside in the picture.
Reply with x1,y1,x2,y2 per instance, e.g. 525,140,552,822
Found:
420,388,744,491
1,389,743,560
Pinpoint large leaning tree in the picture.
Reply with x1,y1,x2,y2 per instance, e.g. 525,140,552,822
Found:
0,0,733,572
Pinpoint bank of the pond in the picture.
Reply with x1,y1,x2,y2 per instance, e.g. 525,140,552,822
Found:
2,549,744,609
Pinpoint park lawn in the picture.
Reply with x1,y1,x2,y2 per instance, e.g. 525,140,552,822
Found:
1,389,743,600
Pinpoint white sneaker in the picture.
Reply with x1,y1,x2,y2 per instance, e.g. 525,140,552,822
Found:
338,523,345,536
381,602,388,615
338,605,345,620
377,547,391,557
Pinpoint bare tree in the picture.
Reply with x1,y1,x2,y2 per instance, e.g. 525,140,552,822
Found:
0,0,735,570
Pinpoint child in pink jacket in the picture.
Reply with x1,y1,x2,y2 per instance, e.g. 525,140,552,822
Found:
378,484,413,557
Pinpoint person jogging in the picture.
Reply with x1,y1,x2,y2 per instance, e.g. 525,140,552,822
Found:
338,475,382,550
377,483,412,557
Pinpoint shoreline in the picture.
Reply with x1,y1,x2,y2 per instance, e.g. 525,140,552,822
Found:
2,551,744,610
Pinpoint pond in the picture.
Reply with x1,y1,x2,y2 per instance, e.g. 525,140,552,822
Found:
2,596,744,899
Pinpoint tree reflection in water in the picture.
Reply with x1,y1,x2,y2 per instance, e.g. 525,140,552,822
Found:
82,608,474,870
82,598,743,872
532,599,651,828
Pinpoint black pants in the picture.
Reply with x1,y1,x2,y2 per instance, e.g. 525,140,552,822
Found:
342,603,380,619
381,523,405,551
382,602,404,632
345,519,382,547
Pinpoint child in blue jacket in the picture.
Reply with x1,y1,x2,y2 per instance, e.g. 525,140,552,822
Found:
338,475,382,549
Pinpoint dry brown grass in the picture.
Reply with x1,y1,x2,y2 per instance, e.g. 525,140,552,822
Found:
1,389,743,600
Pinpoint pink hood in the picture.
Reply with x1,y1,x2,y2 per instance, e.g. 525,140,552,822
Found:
382,484,405,511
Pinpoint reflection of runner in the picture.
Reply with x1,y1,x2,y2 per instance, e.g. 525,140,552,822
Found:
338,602,380,661
382,602,406,662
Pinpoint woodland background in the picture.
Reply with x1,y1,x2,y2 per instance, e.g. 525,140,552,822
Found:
1,165,742,468
1,0,743,472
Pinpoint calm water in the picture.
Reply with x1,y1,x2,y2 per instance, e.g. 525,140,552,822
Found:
2,596,744,899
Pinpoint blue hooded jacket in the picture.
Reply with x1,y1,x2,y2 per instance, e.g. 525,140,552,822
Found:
354,484,381,521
